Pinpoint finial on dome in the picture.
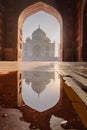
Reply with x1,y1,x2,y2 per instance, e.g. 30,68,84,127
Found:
38,24,40,29
38,93,40,98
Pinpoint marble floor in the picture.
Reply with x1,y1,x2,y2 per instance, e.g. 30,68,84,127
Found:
0,62,87,130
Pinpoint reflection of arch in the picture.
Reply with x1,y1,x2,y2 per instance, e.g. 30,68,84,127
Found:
33,45,41,57
18,2,63,61
22,70,60,112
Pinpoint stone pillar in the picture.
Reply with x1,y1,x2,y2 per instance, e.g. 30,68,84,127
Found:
0,3,5,61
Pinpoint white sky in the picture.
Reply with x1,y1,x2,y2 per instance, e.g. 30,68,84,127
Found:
23,11,60,57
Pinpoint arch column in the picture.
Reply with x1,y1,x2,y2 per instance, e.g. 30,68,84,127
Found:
80,0,86,61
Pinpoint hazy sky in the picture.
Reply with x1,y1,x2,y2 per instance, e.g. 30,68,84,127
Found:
23,11,60,56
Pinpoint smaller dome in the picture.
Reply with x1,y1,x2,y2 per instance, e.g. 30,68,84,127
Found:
32,26,46,40
25,37,31,42
46,37,51,42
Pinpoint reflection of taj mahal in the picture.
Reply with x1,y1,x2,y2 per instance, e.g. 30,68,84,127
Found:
23,71,55,95
23,26,55,61
22,70,60,112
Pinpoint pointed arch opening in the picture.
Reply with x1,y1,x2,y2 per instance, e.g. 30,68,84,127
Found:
18,2,63,61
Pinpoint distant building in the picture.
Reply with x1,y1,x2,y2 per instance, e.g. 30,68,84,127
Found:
22,26,56,61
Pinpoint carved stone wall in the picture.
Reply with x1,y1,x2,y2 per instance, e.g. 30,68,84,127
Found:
83,1,87,61
0,3,5,60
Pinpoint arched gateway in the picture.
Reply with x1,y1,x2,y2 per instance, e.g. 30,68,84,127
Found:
18,2,63,61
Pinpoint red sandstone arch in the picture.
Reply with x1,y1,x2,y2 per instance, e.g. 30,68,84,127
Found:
18,2,63,61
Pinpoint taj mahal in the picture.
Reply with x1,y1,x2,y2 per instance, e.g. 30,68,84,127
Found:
22,26,58,61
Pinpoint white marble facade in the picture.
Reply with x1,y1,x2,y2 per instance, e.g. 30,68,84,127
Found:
22,26,55,61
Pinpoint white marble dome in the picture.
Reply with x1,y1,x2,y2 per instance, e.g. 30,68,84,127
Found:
32,27,46,40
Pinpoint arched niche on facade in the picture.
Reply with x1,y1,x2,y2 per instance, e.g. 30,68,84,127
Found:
18,2,63,61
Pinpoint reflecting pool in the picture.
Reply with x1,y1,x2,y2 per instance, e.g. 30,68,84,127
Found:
0,62,87,130
22,70,60,112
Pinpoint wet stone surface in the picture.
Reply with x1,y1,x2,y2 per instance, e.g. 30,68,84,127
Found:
0,63,87,130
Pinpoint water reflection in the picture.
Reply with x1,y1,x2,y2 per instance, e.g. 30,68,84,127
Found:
22,70,60,112
0,63,86,130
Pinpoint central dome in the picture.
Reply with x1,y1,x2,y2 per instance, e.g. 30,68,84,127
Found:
32,26,46,40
